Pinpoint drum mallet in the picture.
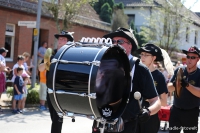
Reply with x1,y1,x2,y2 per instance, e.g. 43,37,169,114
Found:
134,91,142,109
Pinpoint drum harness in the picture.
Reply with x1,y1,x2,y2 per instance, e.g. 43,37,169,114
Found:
126,57,144,133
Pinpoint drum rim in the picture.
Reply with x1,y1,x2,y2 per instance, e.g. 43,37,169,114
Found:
52,44,75,115
88,46,108,118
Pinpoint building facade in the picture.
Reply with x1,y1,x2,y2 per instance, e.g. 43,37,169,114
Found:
0,0,111,68
115,0,200,63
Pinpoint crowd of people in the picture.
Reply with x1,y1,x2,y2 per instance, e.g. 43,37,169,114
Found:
0,27,200,133
0,40,48,113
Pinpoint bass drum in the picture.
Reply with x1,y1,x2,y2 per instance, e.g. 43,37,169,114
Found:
47,43,131,120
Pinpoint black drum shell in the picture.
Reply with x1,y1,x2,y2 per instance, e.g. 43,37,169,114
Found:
47,44,131,120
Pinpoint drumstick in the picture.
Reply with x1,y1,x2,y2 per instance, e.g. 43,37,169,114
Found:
134,91,142,109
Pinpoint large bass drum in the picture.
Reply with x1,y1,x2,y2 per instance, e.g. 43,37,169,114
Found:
47,42,131,121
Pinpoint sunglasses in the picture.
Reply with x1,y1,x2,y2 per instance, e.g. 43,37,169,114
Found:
112,39,130,45
186,55,199,59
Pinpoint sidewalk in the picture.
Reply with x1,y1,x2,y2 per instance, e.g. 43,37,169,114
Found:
0,91,40,108
0,92,12,107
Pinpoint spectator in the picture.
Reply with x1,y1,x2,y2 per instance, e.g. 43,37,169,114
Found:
38,41,48,65
0,47,10,112
22,52,32,76
39,69,47,111
21,73,31,113
12,67,24,114
11,55,29,83
175,61,183,69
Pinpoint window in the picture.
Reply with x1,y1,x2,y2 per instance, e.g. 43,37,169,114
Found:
186,27,189,42
5,24,15,61
194,31,198,45
127,14,135,25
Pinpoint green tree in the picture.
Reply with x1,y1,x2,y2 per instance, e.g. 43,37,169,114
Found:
130,20,147,48
100,3,112,23
44,0,88,31
111,9,129,31
93,0,114,14
92,0,123,23
140,0,194,56
113,2,124,10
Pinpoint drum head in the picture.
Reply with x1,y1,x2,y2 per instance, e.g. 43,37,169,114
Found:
95,45,131,120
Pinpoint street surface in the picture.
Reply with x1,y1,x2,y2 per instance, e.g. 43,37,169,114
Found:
0,93,199,133
1,107,199,133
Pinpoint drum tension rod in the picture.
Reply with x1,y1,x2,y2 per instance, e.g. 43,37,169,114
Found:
51,58,101,66
55,90,96,99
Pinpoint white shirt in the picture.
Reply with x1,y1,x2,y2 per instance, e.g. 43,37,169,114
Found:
0,54,6,78
11,63,29,82
0,54,6,66
128,54,137,92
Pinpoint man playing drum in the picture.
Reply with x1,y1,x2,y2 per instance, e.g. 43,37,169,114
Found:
38,30,74,133
92,27,161,133
167,46,200,133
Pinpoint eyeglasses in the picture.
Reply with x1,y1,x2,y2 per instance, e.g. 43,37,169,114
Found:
140,54,152,57
186,55,199,59
112,39,130,45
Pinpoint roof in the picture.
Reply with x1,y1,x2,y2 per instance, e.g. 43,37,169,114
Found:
114,0,159,7
71,3,111,31
0,0,111,31
196,12,200,17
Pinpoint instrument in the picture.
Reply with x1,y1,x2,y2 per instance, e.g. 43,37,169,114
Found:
47,39,131,127
174,67,183,98
44,48,53,71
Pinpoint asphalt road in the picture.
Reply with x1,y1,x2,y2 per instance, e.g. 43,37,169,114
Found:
0,107,199,133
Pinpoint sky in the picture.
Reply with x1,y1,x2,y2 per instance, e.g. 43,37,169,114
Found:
183,0,200,12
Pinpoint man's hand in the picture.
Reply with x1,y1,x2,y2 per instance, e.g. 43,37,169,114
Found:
181,77,189,88
138,108,150,123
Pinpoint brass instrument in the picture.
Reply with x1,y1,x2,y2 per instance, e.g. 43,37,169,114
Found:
44,48,53,71
175,67,184,98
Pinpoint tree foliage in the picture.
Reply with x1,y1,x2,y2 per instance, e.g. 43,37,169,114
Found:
44,0,88,31
93,0,114,14
130,20,147,48
111,9,129,31
140,0,193,55
113,2,124,10
100,3,112,23
92,0,124,23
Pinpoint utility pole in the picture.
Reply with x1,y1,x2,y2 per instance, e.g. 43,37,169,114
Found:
31,0,42,88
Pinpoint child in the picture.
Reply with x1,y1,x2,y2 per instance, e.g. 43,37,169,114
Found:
22,52,32,76
21,73,31,113
39,69,47,110
12,67,24,114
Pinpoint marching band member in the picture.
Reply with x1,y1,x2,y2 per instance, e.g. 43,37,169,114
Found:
167,46,200,133
137,43,168,133
92,27,161,133
38,30,74,133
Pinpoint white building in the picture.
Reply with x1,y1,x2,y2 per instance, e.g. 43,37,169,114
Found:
115,0,200,62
